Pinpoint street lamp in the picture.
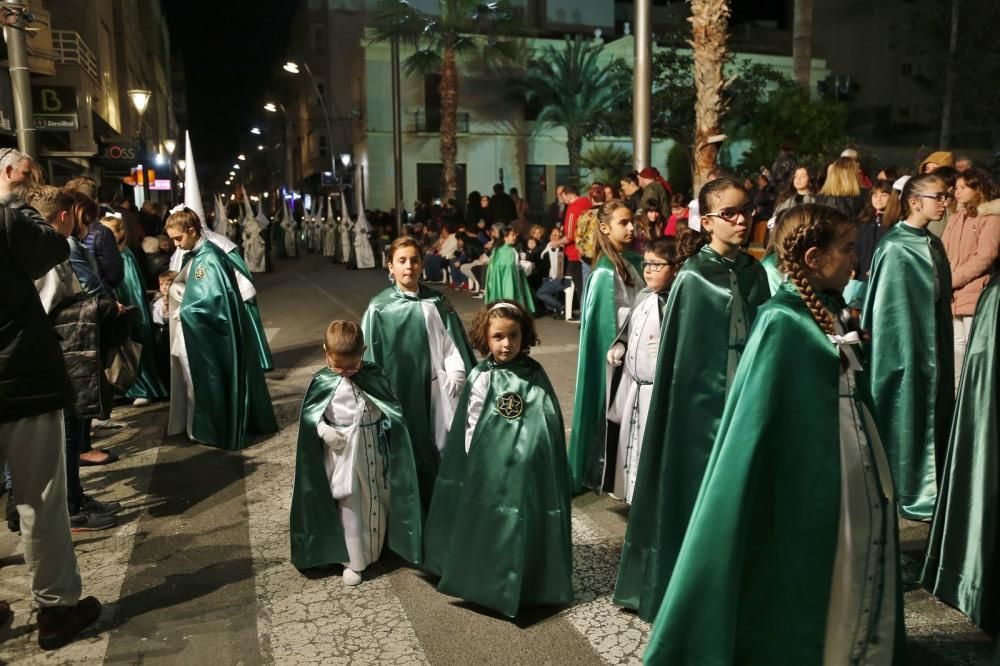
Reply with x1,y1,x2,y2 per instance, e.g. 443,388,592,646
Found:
340,153,351,168
251,127,261,135
238,154,246,161
128,88,152,204
163,139,176,155
283,61,300,74
163,139,177,201
178,159,186,171
264,102,277,113
257,144,265,151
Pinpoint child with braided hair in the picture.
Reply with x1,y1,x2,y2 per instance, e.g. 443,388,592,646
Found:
614,176,769,621
645,203,903,665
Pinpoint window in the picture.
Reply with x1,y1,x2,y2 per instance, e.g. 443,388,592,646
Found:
318,134,328,158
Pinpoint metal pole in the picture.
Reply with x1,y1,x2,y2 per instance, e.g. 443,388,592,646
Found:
3,3,36,156
301,62,338,179
391,36,404,235
632,0,651,172
281,104,294,192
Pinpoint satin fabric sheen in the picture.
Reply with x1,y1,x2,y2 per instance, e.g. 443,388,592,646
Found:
760,251,783,296
362,284,474,513
225,250,274,372
180,241,277,450
116,246,167,400
422,355,573,618
862,223,954,520
644,283,905,665
483,244,536,313
289,364,423,570
614,246,768,621
922,274,1000,634
567,251,643,493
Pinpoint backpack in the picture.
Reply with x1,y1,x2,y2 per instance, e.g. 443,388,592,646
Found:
575,207,599,261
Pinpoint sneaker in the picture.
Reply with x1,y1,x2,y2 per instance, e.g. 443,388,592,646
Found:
342,568,362,586
132,398,151,407
80,496,122,515
37,596,101,651
92,419,126,431
69,511,117,532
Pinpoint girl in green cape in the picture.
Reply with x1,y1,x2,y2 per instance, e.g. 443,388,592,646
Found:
423,300,573,618
862,173,955,520
645,203,904,665
484,226,536,313
614,177,769,621
922,272,1000,634
567,200,644,494
361,236,475,514
289,321,422,584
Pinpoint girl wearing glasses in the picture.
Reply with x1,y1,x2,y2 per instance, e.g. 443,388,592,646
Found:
862,173,955,521
646,203,902,664
567,200,643,494
606,236,681,504
614,176,769,621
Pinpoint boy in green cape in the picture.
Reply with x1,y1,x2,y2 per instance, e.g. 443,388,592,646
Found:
290,321,422,583
484,227,536,313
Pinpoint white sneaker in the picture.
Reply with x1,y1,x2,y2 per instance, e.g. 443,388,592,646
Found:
92,419,127,430
342,568,362,586
132,398,151,407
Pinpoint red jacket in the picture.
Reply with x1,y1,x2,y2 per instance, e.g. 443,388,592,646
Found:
563,196,591,262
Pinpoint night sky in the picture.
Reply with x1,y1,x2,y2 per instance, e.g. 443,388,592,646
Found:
163,0,298,184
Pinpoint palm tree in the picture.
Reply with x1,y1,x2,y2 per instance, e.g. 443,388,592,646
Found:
690,0,732,191
372,0,518,201
512,36,629,187
792,0,814,91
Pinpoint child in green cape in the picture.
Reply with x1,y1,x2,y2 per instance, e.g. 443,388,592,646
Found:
423,300,573,618
289,321,422,584
614,177,769,621
645,203,903,665
567,200,644,494
484,226,536,313
361,236,475,514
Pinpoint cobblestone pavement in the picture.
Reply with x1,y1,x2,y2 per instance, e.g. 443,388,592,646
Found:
0,254,994,664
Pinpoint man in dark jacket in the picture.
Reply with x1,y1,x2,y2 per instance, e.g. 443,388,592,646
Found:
0,150,102,650
488,183,518,225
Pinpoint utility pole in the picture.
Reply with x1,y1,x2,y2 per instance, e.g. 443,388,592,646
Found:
632,0,651,172
939,0,960,148
2,2,36,156
390,36,404,234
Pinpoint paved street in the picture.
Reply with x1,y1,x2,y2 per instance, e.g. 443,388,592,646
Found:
0,253,994,665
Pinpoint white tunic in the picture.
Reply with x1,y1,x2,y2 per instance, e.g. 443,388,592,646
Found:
318,377,389,572
322,221,338,257
353,210,377,269
282,220,298,258
339,220,352,260
607,292,661,503
823,324,898,665
464,370,492,453
243,219,266,273
166,242,197,438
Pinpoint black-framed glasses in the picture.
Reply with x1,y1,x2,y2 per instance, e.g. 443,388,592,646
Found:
641,260,675,272
702,205,754,223
919,193,953,203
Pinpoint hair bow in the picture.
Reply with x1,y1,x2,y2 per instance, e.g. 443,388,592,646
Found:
169,204,188,215
106,212,123,220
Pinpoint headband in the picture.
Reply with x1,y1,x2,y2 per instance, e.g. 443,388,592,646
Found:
488,302,521,315
169,204,188,215
105,212,123,220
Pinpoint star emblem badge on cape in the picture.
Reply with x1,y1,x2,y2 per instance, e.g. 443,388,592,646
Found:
194,266,206,281
495,392,524,419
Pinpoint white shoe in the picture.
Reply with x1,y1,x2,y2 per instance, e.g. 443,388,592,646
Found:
132,398,151,407
342,568,362,586
92,418,127,430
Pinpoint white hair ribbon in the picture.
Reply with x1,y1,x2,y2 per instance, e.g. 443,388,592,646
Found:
892,175,910,192
169,204,187,215
766,215,777,230
828,331,863,370
106,212,123,220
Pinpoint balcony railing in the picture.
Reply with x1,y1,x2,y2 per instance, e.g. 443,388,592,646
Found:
413,109,470,133
51,30,99,83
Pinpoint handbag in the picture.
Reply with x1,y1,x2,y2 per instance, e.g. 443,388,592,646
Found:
106,339,142,393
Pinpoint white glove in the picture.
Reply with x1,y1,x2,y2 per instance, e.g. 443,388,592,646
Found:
443,374,464,398
607,342,626,367
317,420,347,451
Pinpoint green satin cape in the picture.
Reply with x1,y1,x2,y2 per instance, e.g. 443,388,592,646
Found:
180,241,277,450
362,284,475,513
483,244,536,313
116,246,167,400
567,251,643,493
922,273,1000,633
862,223,954,520
226,250,274,372
760,251,783,296
644,283,905,665
289,364,423,570
422,355,573,618
614,246,769,620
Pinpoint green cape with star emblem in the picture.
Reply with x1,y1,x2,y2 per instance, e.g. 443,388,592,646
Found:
361,283,475,514
422,354,573,618
116,246,167,400
289,363,423,570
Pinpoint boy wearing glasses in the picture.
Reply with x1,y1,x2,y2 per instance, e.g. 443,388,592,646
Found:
605,236,681,504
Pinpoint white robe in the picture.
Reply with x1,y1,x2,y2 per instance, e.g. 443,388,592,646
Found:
323,221,338,257
607,292,661,504
338,220,352,261
243,220,266,273
282,220,298,258
353,211,377,269
166,242,198,438
318,377,389,572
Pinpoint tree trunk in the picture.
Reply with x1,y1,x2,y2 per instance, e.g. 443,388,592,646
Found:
792,0,813,91
567,127,582,188
439,46,459,201
939,0,960,148
689,0,731,192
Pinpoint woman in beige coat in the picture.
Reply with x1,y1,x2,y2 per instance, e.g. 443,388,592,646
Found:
942,167,1000,384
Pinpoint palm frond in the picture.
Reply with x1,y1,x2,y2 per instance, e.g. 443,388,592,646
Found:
370,0,432,47
403,48,443,77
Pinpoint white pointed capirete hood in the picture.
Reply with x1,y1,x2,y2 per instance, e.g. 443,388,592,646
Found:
183,131,206,224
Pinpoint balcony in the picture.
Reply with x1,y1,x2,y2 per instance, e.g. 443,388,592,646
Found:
51,30,99,83
413,109,470,133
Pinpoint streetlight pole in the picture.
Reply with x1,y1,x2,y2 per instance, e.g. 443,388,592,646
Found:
284,61,337,181
633,0,652,172
390,37,404,235
164,138,177,202
264,102,295,194
2,3,35,156
128,89,152,206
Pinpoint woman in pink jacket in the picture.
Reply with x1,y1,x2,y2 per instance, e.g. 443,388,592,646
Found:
942,167,1000,385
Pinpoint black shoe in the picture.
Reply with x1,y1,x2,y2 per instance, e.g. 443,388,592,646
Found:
37,596,101,650
0,599,12,627
7,519,19,533
69,511,117,533
80,496,121,515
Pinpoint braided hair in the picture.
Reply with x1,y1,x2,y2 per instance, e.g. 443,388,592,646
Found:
776,203,853,336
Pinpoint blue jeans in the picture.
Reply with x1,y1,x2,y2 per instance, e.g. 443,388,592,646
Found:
536,277,570,314
580,259,592,309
